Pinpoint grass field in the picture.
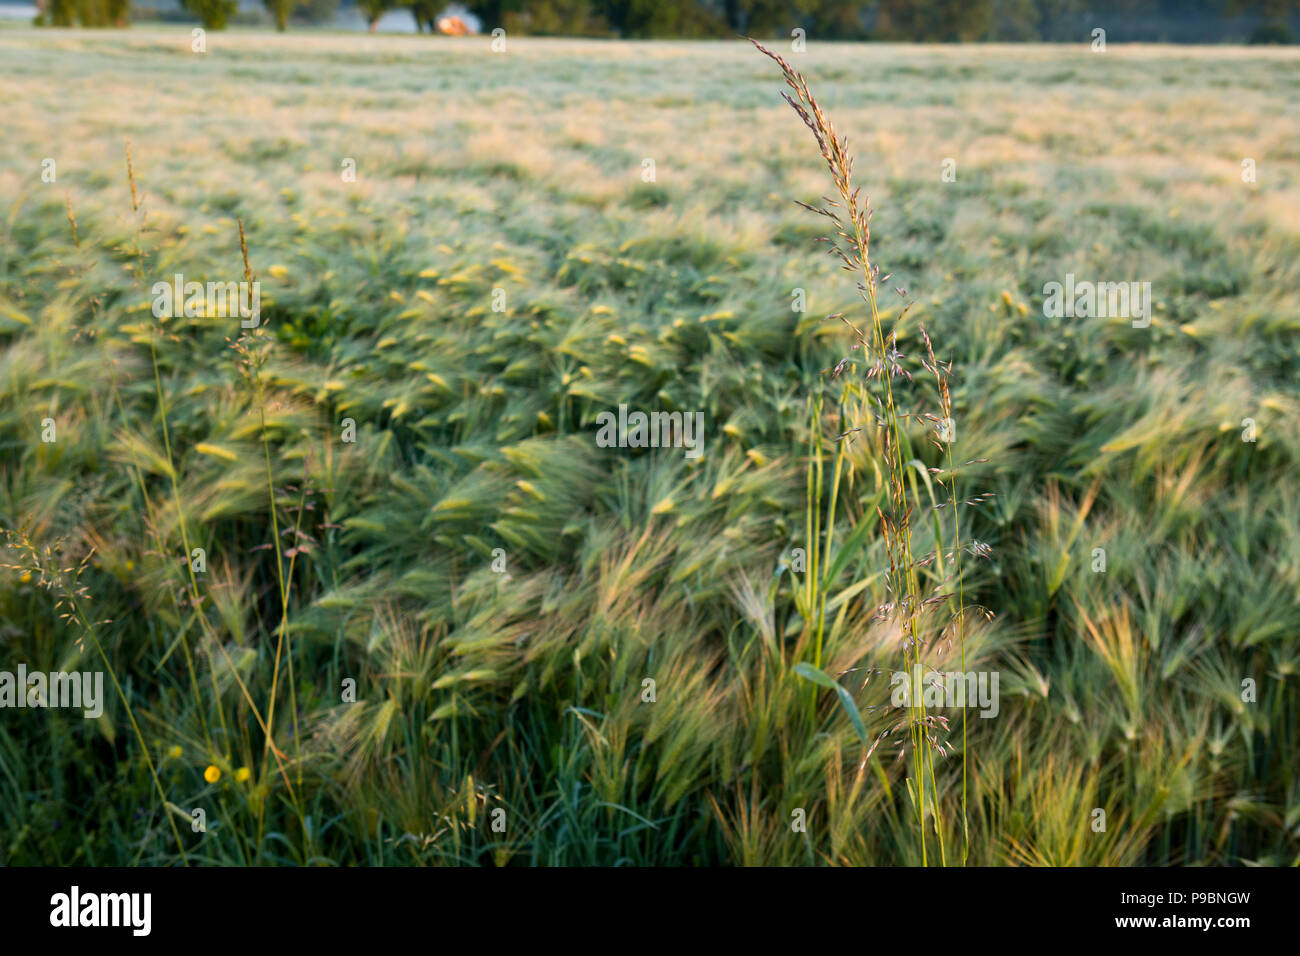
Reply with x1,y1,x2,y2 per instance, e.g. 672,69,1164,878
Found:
1,27,1298,865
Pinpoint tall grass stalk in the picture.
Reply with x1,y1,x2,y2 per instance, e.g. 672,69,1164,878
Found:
123,147,310,862
233,218,311,857
754,38,975,865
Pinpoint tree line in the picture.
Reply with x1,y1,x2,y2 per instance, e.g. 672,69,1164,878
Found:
34,0,1299,43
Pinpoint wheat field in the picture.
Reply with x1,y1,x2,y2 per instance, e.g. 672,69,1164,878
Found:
0,27,1297,865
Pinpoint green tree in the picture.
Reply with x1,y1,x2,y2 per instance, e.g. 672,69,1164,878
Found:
47,0,78,24
181,0,239,28
41,0,129,26
410,0,437,32
357,0,395,30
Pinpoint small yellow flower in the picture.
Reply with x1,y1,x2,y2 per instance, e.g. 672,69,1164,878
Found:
168,745,182,760
235,766,251,783
19,572,31,583
204,765,221,784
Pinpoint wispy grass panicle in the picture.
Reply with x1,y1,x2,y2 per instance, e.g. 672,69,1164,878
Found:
1,528,189,862
753,37,989,866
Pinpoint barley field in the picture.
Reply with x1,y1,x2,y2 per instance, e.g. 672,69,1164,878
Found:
1,27,1298,866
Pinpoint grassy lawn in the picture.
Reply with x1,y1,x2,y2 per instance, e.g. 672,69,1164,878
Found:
0,27,1297,865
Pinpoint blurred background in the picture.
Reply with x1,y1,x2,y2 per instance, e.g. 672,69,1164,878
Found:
6,0,1300,42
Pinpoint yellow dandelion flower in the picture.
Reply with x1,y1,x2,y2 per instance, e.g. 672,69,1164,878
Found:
235,767,251,783
19,571,31,583
168,745,182,760
204,765,220,784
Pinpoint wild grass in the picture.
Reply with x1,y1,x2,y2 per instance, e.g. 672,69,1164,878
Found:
748,37,985,865
0,28,1297,865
